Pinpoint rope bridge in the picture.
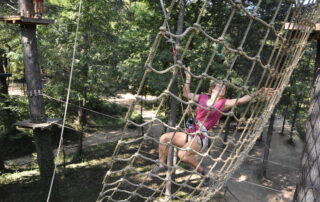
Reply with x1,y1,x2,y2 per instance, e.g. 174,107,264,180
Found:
97,0,319,201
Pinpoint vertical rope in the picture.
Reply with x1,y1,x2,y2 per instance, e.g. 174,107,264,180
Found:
46,0,83,201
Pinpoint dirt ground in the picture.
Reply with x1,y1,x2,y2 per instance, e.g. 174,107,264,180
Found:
3,91,304,201
224,118,303,202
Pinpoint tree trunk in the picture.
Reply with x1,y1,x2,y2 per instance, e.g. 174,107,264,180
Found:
223,118,231,143
21,24,46,123
34,129,55,198
0,50,8,173
288,96,301,144
293,39,320,202
261,108,276,177
76,98,86,160
19,0,33,17
280,101,290,135
166,0,185,198
0,50,9,95
0,155,5,173
20,12,56,199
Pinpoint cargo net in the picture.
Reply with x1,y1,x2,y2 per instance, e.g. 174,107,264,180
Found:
97,0,319,201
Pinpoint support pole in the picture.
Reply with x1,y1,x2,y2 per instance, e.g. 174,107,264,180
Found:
166,0,185,198
21,24,46,123
19,0,55,199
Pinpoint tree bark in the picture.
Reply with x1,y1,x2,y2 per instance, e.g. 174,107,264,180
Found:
0,155,5,173
280,101,290,135
21,24,46,123
34,129,55,197
288,96,301,144
20,12,55,198
166,0,185,198
293,39,320,202
19,0,33,17
76,98,86,159
261,108,276,177
223,118,231,143
0,49,9,95
0,50,8,173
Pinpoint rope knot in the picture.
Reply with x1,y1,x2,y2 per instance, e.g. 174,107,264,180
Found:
159,26,166,32
255,55,260,62
269,68,275,75
145,64,152,71
163,89,170,95
193,23,201,31
237,47,244,55
177,60,183,65
251,13,257,19
201,72,208,78
234,0,242,8
265,64,271,70
218,37,224,42
242,85,249,91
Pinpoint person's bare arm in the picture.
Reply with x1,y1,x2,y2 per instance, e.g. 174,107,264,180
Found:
183,67,199,102
224,88,275,110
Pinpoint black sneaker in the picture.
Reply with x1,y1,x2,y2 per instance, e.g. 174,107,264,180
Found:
199,166,210,186
202,176,210,187
151,164,168,175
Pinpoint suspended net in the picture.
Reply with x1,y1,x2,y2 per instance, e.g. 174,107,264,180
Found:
97,0,319,201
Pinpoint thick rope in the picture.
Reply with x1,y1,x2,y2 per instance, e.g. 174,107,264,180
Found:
97,1,318,201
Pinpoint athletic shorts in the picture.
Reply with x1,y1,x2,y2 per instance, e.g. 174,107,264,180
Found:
186,124,209,153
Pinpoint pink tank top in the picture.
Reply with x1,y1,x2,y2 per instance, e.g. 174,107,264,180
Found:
195,94,227,130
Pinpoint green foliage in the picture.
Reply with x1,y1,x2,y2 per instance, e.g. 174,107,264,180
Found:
278,43,316,140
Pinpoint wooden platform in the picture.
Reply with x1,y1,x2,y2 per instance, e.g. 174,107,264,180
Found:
284,23,320,40
284,22,320,31
15,118,61,129
0,16,54,25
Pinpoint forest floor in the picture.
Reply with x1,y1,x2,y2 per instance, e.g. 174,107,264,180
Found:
1,90,303,202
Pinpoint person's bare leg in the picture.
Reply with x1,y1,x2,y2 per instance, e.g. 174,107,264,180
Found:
158,132,187,165
39,2,43,16
178,136,204,173
34,1,38,17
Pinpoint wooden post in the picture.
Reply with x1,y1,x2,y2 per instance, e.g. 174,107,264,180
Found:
19,0,55,199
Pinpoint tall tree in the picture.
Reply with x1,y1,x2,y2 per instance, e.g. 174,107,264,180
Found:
261,108,276,177
294,39,320,202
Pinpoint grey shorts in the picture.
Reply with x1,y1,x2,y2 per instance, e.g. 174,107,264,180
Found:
187,131,209,153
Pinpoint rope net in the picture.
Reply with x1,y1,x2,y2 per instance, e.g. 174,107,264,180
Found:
98,0,319,201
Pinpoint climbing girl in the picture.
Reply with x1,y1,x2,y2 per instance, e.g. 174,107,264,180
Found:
151,67,275,178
